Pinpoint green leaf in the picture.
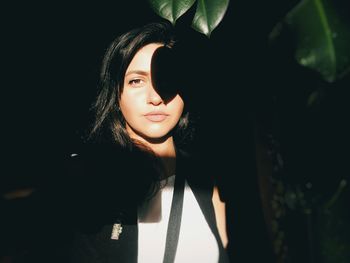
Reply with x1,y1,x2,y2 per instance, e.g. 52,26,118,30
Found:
191,0,229,37
284,0,350,82
148,0,196,24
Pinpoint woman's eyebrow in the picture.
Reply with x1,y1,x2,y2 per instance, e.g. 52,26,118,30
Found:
125,70,149,77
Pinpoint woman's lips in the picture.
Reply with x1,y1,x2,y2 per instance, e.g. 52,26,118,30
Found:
144,112,169,122
144,114,168,122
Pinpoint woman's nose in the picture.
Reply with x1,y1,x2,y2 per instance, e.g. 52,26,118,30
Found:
147,85,163,106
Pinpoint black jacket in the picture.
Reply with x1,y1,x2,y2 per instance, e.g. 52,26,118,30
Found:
2,145,230,263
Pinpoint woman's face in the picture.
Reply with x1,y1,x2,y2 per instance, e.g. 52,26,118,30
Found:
120,43,184,142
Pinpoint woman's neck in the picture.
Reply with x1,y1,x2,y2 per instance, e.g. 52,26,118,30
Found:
149,137,176,178
133,135,177,178
148,137,176,158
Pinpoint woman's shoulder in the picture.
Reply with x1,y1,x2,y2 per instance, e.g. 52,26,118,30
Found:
63,143,162,208
64,143,147,185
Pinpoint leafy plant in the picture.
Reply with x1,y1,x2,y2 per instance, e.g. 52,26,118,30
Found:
150,0,350,82
271,0,350,83
148,0,229,37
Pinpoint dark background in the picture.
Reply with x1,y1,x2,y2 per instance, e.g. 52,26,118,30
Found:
2,1,349,262
2,0,287,187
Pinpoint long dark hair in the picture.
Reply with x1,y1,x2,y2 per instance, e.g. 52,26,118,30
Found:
87,21,193,148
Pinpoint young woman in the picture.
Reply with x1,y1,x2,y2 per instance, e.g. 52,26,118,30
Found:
27,21,229,263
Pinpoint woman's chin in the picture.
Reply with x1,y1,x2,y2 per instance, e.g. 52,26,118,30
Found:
137,130,172,144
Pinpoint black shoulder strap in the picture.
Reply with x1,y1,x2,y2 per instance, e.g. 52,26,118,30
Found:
162,170,185,263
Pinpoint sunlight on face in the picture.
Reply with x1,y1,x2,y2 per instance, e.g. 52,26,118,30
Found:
119,43,184,143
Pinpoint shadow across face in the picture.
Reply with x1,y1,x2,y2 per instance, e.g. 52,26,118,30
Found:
151,45,190,103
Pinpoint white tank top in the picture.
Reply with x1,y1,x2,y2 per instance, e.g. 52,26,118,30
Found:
137,175,219,263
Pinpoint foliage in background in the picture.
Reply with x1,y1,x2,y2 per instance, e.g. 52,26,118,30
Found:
150,0,350,82
148,0,229,37
270,0,350,83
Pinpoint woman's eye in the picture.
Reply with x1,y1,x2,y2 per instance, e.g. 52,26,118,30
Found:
128,79,144,87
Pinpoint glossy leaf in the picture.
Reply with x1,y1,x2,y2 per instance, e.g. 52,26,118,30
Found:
192,0,229,37
284,0,350,82
148,0,196,24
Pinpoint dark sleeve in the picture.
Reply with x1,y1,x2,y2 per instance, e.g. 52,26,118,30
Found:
39,146,153,231
1,145,159,262
63,145,159,221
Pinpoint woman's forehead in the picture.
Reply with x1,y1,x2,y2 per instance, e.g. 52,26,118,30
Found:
125,43,163,75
